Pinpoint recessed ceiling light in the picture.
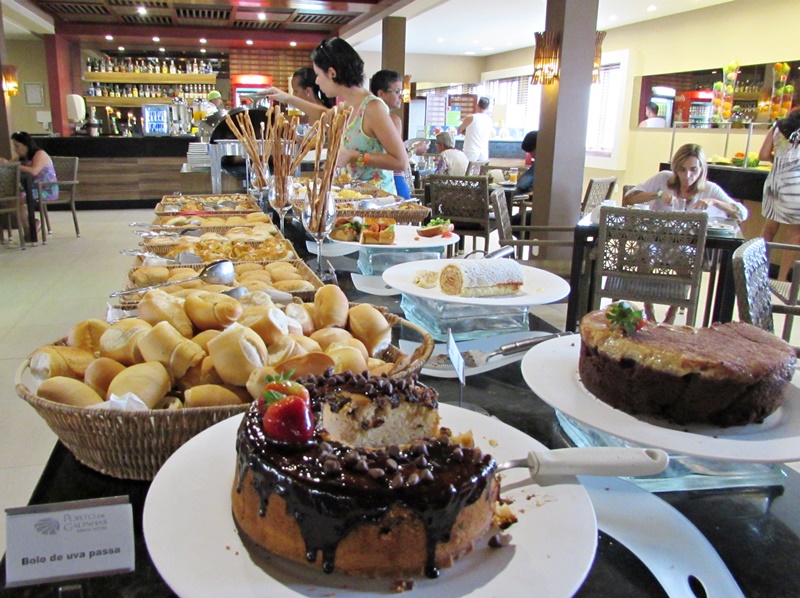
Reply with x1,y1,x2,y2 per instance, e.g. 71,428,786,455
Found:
118,46,125,52
609,15,618,21
152,37,160,42
246,40,253,45
199,38,207,44
200,48,207,54
159,47,165,52
437,38,444,43
258,12,266,21
465,51,476,55
647,5,657,11
289,41,297,47
482,47,494,51
137,6,147,15
105,35,113,41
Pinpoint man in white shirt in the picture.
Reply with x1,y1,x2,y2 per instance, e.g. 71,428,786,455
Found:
639,102,667,128
434,131,469,176
458,97,493,161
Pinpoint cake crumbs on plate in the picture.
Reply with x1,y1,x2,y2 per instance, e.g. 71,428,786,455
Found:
392,579,415,592
488,438,498,447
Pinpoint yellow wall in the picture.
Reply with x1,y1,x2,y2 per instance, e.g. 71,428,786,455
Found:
7,40,51,135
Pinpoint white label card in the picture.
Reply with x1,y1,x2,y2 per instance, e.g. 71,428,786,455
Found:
5,496,135,588
447,328,466,384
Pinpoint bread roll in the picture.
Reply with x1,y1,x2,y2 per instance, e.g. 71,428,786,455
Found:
285,303,315,335
109,318,152,332
273,280,315,293
37,377,104,407
240,280,274,293
369,361,396,376
207,322,268,386
266,336,303,366
264,261,298,275
178,355,224,390
138,289,194,338
191,329,220,352
106,361,171,407
67,319,111,353
239,290,275,310
238,305,290,346
269,268,302,282
131,266,170,288
83,357,126,397
29,346,96,385
183,384,243,408
235,263,264,275
313,285,349,329
138,321,206,379
310,327,353,351
99,326,150,366
245,365,280,400
347,304,393,357
239,270,273,284
290,334,322,354
326,345,368,375
245,211,270,223
328,338,369,362
184,290,243,330
274,352,335,380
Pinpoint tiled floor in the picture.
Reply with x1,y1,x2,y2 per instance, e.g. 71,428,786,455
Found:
2,210,798,559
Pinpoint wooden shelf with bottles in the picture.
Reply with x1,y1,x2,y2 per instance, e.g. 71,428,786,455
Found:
83,72,216,85
85,97,176,108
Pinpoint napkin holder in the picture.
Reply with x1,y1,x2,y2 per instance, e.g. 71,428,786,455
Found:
400,293,529,342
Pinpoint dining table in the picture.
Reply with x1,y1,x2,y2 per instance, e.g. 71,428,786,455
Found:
3,215,800,597
565,214,745,332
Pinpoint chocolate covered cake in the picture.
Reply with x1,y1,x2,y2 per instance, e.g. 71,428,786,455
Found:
231,371,499,579
578,309,796,427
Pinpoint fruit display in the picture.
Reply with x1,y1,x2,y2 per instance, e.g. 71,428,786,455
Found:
731,152,760,168
770,62,794,120
712,60,739,122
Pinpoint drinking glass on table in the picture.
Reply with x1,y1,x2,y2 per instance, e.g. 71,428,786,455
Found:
508,167,519,184
301,191,336,280
268,175,294,235
672,196,686,211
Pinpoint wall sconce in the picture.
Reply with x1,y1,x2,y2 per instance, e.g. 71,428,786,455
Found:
2,65,19,96
403,74,412,104
593,31,607,84
531,31,560,85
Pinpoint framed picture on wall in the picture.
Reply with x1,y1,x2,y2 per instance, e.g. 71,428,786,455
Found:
24,83,44,107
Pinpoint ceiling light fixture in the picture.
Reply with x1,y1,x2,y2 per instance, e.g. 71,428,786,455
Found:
105,35,113,41
258,12,266,21
531,31,560,85
246,40,254,45
199,38,207,44
159,47,165,52
153,37,160,42
482,47,494,52
289,41,297,47
118,46,125,52
200,48,207,54
137,6,147,15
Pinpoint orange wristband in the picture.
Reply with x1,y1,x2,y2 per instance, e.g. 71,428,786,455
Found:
363,152,371,166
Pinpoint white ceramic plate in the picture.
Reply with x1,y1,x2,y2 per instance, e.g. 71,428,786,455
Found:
330,224,460,249
521,336,800,462
143,406,597,598
400,331,552,378
383,259,571,306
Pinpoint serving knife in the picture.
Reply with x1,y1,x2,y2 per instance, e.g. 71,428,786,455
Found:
497,447,669,478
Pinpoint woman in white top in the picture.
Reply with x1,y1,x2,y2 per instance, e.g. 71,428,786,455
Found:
433,131,469,176
624,143,748,221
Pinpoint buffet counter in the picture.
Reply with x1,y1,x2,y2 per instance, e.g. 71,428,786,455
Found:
3,217,800,597
33,136,199,207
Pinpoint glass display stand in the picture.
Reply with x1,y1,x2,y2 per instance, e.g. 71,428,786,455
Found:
357,247,444,276
556,412,786,492
400,293,529,342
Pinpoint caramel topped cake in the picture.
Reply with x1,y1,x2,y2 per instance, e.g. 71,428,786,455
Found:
232,370,499,579
579,307,796,427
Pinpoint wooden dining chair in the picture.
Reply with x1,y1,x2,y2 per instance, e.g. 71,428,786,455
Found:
426,174,496,253
733,237,800,342
491,191,574,278
580,176,617,216
38,156,80,244
0,163,25,249
593,207,708,326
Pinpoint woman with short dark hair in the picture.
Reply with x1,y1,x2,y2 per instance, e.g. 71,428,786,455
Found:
291,67,333,114
263,38,408,193
0,131,58,239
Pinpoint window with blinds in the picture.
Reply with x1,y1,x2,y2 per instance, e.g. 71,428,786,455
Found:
586,63,622,157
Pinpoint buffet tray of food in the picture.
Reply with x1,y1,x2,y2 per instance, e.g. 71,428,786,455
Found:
139,236,296,262
118,260,324,304
155,193,261,215
15,287,434,480
151,211,274,229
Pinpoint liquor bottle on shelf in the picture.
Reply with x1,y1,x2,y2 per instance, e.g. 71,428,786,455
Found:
169,59,176,74
161,61,168,74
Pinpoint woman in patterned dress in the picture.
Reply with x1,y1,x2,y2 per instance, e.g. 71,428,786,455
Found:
759,109,800,281
0,131,59,240
262,38,408,194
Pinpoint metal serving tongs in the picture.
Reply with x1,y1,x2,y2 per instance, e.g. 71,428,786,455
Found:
496,447,669,478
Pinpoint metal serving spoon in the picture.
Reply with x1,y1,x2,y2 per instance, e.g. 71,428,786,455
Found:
109,259,235,297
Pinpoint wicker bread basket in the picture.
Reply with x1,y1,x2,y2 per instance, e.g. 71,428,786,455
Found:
15,310,433,480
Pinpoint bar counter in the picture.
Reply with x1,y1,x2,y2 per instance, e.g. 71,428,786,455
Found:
3,219,800,597
33,136,198,207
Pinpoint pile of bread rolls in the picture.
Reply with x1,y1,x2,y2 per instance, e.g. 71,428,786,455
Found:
122,261,318,303
156,212,273,227
30,284,402,411
155,237,295,263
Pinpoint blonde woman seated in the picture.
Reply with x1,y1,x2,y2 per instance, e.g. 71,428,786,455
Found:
433,131,469,176
623,143,748,221
623,143,748,324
